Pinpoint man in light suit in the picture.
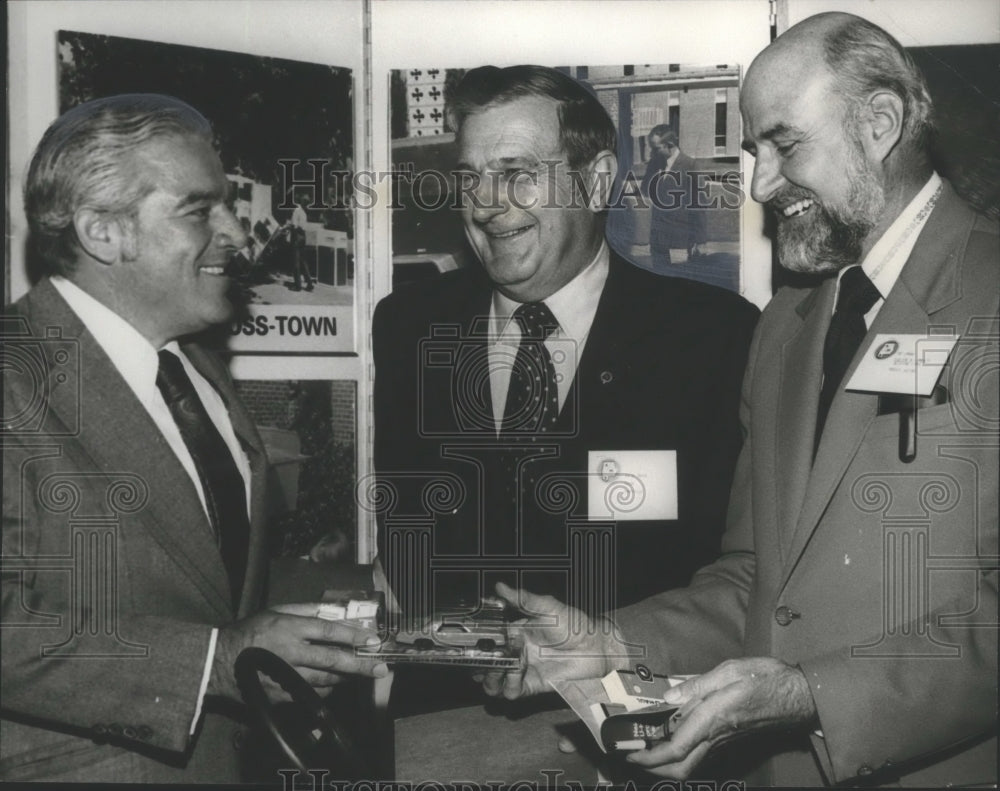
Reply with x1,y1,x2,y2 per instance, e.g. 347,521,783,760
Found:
373,66,758,628
486,14,997,787
640,124,707,270
1,95,385,783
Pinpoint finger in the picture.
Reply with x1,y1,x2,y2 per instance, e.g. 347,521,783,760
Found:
630,740,712,780
663,675,705,706
631,698,717,768
296,614,382,647
482,671,505,697
269,602,323,617
493,582,522,610
557,734,578,754
501,668,525,700
293,643,389,678
294,667,347,688
663,659,745,705
495,583,561,618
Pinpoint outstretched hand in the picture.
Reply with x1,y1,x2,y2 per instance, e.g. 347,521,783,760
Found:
211,605,389,703
625,657,818,778
474,583,636,700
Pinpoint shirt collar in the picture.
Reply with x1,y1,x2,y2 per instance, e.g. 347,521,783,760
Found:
858,172,942,300
50,276,166,408
665,149,680,170
491,241,610,346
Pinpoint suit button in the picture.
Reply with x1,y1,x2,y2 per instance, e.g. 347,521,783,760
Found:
93,724,108,736
774,605,800,626
137,726,153,741
108,723,124,736
123,726,137,739
858,764,874,776
232,728,245,751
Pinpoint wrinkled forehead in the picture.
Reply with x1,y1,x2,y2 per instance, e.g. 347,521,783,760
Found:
456,95,564,167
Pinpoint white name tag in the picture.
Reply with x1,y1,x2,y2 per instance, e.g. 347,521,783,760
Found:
846,333,959,396
587,450,677,521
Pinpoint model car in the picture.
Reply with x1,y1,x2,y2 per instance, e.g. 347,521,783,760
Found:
394,599,510,652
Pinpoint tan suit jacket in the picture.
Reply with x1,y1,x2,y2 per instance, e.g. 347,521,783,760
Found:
2,278,269,782
617,183,998,786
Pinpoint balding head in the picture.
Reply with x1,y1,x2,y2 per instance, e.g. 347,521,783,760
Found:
747,12,933,161
740,13,935,272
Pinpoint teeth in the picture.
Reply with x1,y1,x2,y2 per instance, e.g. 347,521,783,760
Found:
492,227,529,239
201,266,226,275
782,199,814,218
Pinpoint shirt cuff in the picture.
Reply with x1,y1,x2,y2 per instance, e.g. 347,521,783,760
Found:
190,627,218,735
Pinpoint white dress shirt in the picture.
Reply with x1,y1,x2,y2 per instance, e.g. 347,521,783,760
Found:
50,276,251,733
833,172,943,327
488,242,610,430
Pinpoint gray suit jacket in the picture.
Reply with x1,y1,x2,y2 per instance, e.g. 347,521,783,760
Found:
616,182,998,786
1,278,269,782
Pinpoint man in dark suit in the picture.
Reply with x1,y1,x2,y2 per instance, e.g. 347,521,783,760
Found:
373,66,758,627
1,95,384,783
487,14,997,788
640,124,707,271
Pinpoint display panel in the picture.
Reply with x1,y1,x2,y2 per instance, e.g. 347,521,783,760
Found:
57,30,356,354
389,64,745,294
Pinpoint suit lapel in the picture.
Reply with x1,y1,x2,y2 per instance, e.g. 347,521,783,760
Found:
779,184,973,587
569,254,657,424
463,277,499,433
27,281,235,619
772,284,832,559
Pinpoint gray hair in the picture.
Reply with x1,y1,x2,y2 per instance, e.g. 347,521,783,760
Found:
25,94,213,276
821,15,934,155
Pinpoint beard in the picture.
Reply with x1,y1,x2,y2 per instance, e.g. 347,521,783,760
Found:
772,145,886,274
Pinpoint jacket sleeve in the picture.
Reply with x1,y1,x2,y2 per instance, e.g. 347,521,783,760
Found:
1,432,215,755
614,306,761,673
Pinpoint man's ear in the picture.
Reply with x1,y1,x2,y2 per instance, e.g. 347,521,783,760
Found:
861,90,905,162
72,208,130,265
585,150,619,212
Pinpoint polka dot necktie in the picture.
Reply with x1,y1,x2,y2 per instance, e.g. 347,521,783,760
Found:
815,266,881,453
501,301,561,435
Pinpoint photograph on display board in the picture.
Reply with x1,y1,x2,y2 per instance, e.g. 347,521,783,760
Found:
232,379,356,565
376,62,758,645
57,30,355,354
389,64,744,294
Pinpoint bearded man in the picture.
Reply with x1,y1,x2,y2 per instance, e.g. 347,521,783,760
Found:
482,12,998,787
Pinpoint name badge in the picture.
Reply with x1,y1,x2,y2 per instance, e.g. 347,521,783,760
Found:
587,450,677,521
846,333,959,396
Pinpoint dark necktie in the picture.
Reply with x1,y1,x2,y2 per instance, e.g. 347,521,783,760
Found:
501,302,561,435
156,350,249,608
481,303,561,565
815,266,881,449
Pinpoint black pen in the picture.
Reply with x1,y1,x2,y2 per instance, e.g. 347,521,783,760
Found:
899,394,917,463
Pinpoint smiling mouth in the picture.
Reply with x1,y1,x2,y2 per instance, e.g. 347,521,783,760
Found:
488,225,533,240
200,265,228,276
778,198,815,218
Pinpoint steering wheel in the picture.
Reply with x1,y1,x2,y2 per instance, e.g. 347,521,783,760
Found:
235,647,364,777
